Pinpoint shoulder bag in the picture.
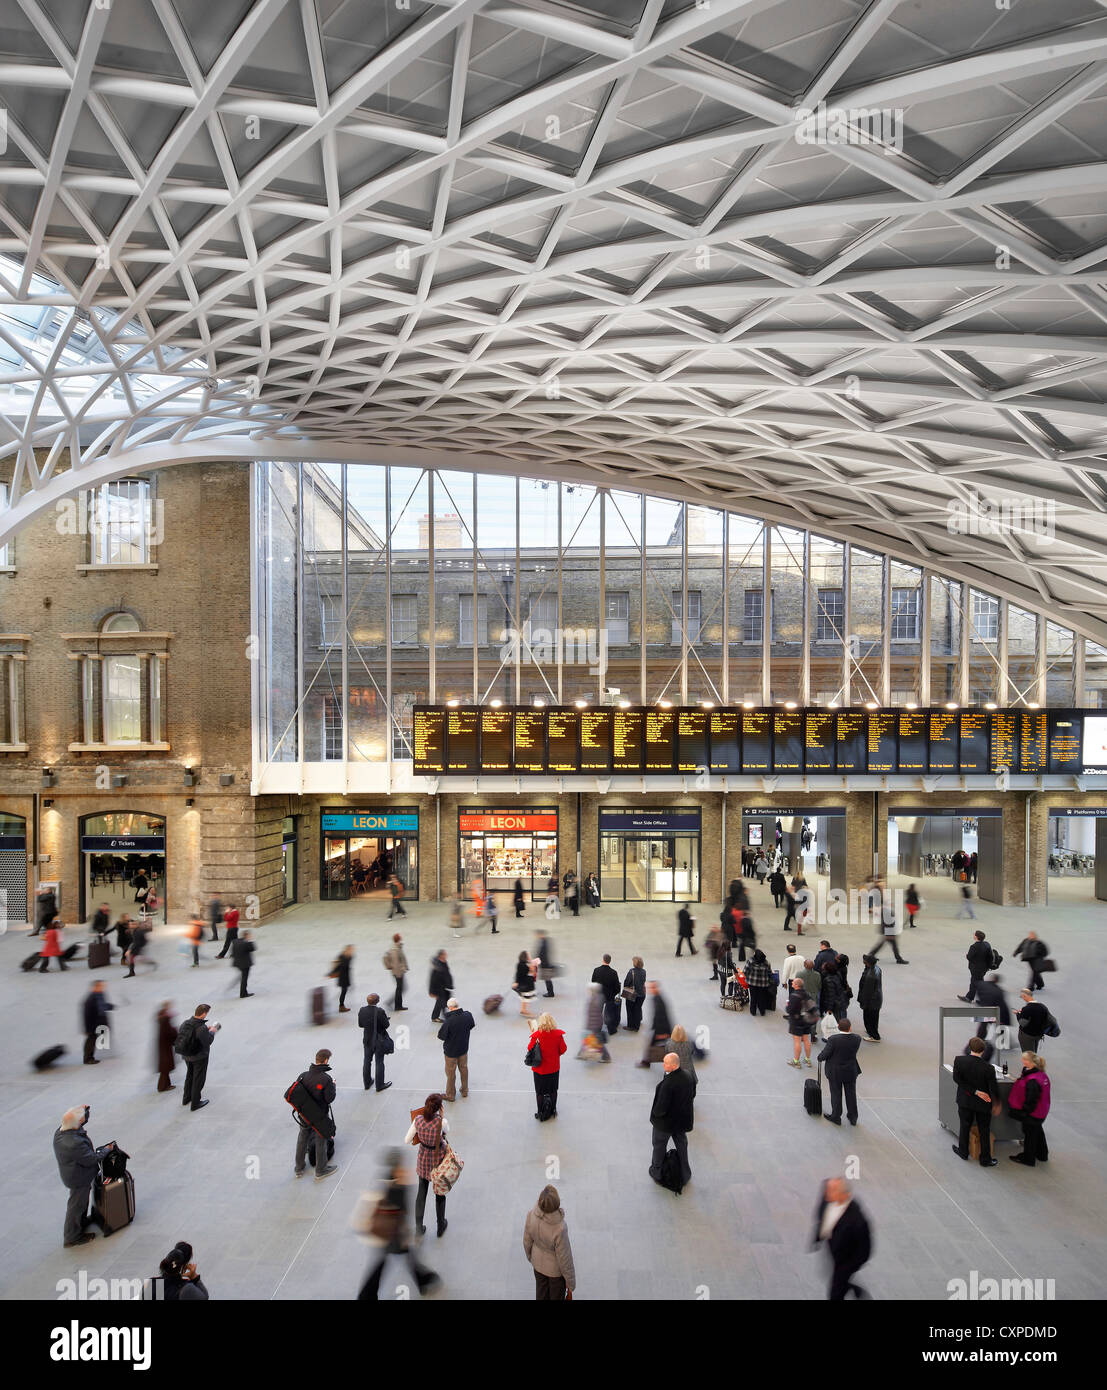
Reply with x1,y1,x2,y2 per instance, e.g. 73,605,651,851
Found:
525,1037,543,1067
430,1143,463,1196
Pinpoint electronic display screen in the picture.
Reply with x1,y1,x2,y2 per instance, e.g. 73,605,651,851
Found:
644,710,677,772
676,710,708,773
709,710,740,772
959,711,990,773
897,712,928,772
867,711,898,774
1048,715,1082,774
773,712,803,771
1018,711,1047,775
804,712,836,771
480,710,512,772
579,710,613,773
741,711,771,772
513,711,546,774
928,712,958,772
445,709,478,773
413,708,446,774
546,709,579,774
835,712,866,773
612,709,645,773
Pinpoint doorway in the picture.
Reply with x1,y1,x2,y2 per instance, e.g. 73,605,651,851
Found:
599,831,701,902
79,811,166,925
887,808,1002,906
1046,810,1107,904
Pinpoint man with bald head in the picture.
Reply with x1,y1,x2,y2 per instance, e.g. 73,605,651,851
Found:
53,1106,107,1248
648,1052,695,1187
811,1176,872,1300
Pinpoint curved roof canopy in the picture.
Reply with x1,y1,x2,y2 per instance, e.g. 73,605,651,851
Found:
2,0,1107,637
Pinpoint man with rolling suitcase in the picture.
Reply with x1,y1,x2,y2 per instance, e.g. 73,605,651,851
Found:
53,1105,108,1247
81,981,113,1065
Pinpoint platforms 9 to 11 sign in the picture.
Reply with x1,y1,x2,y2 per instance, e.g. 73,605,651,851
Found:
411,706,1106,777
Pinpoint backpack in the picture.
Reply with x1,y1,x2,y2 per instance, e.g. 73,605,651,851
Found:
800,996,819,1027
173,1019,201,1058
658,1148,684,1195
989,947,1003,971
1044,1015,1061,1039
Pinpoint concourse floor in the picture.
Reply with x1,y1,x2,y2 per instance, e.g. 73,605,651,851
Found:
2,884,1103,1302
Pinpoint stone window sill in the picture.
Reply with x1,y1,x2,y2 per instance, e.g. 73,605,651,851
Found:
0,742,29,751
76,564,159,573
68,742,171,752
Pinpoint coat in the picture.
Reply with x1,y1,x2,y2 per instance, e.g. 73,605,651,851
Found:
650,1067,695,1134
649,994,672,1042
966,940,992,974
820,973,849,1020
332,954,353,988
383,944,408,977
813,948,837,973
952,1053,998,1113
677,907,694,937
231,938,255,971
40,926,62,958
1014,937,1048,963
787,989,816,1036
429,958,453,997
973,978,1010,1025
744,957,773,989
358,1003,390,1049
671,1037,698,1086
438,1009,476,1058
857,963,883,1010
623,965,645,1000
53,1125,101,1190
591,963,620,1002
812,1196,871,1275
411,1113,446,1181
528,1028,567,1074
1015,1001,1049,1039
82,991,112,1035
90,908,110,934
523,1206,577,1290
817,1030,862,1080
155,1013,177,1076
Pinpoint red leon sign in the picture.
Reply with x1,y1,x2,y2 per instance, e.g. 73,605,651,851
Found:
458,812,557,834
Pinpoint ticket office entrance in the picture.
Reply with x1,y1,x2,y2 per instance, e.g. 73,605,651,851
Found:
887,807,1002,906
320,810,420,901
79,812,167,925
599,810,701,902
740,807,846,893
458,810,558,900
1046,809,1107,903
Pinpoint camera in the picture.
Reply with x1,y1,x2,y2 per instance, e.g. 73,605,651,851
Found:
82,1105,90,1125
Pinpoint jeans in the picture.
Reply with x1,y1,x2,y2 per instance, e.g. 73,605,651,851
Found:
415,1177,446,1233
649,1126,691,1184
444,1053,468,1100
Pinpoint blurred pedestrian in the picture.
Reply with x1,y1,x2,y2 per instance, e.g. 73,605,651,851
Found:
39,918,67,972
383,933,408,1011
675,904,696,956
186,914,204,968
428,950,453,1023
387,874,407,919
514,951,537,1018
637,981,672,1069
214,903,240,959
623,956,646,1031
513,878,526,919
591,953,621,1034
534,928,557,998
811,1177,871,1300
1014,931,1050,992
81,980,112,1065
905,883,921,927
330,944,354,1012
523,1186,576,1300
231,929,255,998
113,913,132,964
356,1150,439,1300
155,1002,177,1092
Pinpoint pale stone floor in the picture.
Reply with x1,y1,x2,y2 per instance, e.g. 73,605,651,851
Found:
2,880,1104,1302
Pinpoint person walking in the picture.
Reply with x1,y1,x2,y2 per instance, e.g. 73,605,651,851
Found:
159,1242,211,1301
544,878,561,919
781,881,800,933
155,1002,177,1092
818,1019,862,1125
534,928,557,998
38,918,67,972
956,880,976,920
951,1035,1000,1167
973,972,1011,1048
513,877,526,919
769,867,787,909
1007,1053,1050,1167
528,1012,567,1120
125,919,155,976
753,851,769,883
207,893,223,943
186,914,204,968
291,1048,338,1181
356,1150,440,1300
214,903,240,959
648,1053,695,1186
330,945,354,1012
869,908,908,965
811,1177,872,1300
904,883,921,928
383,933,408,1011
623,956,646,1031
787,978,818,1068
53,1107,107,1248
675,904,697,957
735,904,757,962
177,1004,220,1112
405,1094,450,1238
1014,931,1050,992
81,981,113,1065
231,929,255,998
745,949,774,1017
112,913,132,964
387,873,407,919
958,929,994,1002
563,869,580,917
669,1024,699,1093
514,951,538,1018
90,902,110,936
637,980,673,1068
358,993,393,1093
438,998,476,1101
591,953,621,1035
1015,990,1051,1055
857,954,883,1042
428,950,453,1022
523,1185,577,1300
485,888,500,934
32,884,57,936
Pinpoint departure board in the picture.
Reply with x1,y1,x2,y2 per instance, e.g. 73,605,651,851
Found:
613,709,645,773
513,711,546,773
928,712,958,771
742,711,771,771
414,708,446,773
1049,715,1082,774
898,711,928,772
547,709,580,773
773,712,803,771
412,705,1106,775
480,711,512,772
804,712,835,771
580,710,613,773
645,710,677,772
988,711,1018,772
676,709,709,772
1019,711,1048,774
446,709,479,773
709,710,740,772
867,711,898,773
836,712,866,772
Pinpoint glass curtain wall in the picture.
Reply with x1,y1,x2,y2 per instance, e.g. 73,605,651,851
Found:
770,526,804,703
687,505,724,703
1006,605,1038,706
1045,623,1075,707
850,548,884,704
518,479,560,705
930,575,962,704
605,490,644,703
390,469,429,752
889,561,922,703
810,537,845,703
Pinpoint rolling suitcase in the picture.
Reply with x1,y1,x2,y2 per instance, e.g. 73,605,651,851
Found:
482,994,503,1014
62,944,81,962
804,1063,823,1116
309,986,326,1025
21,952,40,972
88,937,111,969
32,1044,67,1070
93,1172,135,1235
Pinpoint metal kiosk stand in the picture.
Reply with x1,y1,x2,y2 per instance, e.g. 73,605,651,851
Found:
938,1005,1022,1143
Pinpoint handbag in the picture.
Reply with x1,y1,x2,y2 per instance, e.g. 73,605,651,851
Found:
620,986,636,1001
1039,958,1057,973
647,1040,669,1064
369,1201,403,1243
525,1038,543,1067
431,1143,463,1196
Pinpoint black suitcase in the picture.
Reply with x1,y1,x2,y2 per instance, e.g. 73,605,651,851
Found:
21,951,40,972
309,986,326,1025
536,1090,555,1122
32,1044,67,1070
88,939,111,969
603,998,621,1034
62,944,81,962
804,1064,823,1116
93,1172,135,1235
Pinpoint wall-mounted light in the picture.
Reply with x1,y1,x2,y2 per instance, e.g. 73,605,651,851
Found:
742,702,755,710
43,798,54,809
905,702,918,710
185,798,195,809
446,698,459,708
827,703,839,710
865,702,877,711
574,699,588,709
657,699,671,709
984,701,997,711
183,767,198,787
945,702,959,711
1027,701,1041,710
489,698,502,708
532,697,545,708
112,774,127,788
701,700,714,710
785,701,798,710
219,773,235,787
617,699,631,710
42,768,55,789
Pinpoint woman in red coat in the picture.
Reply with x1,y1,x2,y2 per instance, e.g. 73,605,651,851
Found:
528,1013,567,1121
39,919,67,971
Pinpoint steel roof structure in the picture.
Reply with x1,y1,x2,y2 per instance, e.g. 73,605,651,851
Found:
2,0,1107,639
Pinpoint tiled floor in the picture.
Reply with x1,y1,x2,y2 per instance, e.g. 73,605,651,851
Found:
3,882,1102,1301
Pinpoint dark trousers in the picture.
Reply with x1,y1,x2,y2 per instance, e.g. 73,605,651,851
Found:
964,970,986,1002
1017,1116,1048,1165
1017,1029,1043,1056
749,985,773,1016
603,998,620,1035
871,935,905,963
534,1270,567,1300
826,1075,858,1123
363,1043,387,1091
828,1261,868,1300
359,1243,435,1300
782,908,797,930
625,997,643,1030
237,966,250,997
650,1126,691,1183
543,975,555,998
209,921,220,941
63,1182,93,1245
515,901,525,918
862,1006,881,1040
191,943,200,966
533,1070,559,1115
388,900,407,918
956,1104,993,1164
415,1177,446,1234
392,975,405,1010
295,1122,330,1176
216,927,238,958
1028,966,1045,991
182,1057,209,1109
39,956,66,971
675,934,696,956
431,990,449,1021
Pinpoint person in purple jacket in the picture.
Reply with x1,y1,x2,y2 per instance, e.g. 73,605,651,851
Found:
1007,1052,1050,1167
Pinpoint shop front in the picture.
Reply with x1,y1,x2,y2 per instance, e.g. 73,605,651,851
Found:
320,809,420,901
458,809,558,900
79,812,167,924
599,808,702,902
0,812,28,926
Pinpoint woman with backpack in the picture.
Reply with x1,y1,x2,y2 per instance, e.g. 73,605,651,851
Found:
403,1094,450,1239
786,978,817,1067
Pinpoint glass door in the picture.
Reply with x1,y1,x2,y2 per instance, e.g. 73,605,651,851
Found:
625,837,650,902
322,835,349,900
390,836,418,898
532,835,558,899
599,833,625,901
670,835,700,901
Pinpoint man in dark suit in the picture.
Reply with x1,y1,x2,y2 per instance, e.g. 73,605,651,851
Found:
591,954,621,1035
817,1018,862,1125
951,1035,1000,1166
428,950,453,1022
230,929,255,997
648,1053,695,1185
958,930,992,1002
811,1177,872,1300
178,1004,219,1111
357,992,392,1093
